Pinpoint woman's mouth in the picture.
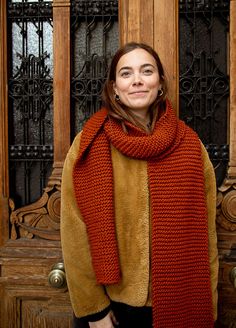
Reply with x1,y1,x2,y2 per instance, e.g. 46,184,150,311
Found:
129,91,148,96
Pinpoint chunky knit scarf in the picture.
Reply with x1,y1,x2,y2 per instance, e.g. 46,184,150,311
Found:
73,100,214,327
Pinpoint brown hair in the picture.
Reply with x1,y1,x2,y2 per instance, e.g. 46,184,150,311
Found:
102,42,168,131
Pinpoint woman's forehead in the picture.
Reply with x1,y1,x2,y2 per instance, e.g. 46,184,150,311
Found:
116,48,157,70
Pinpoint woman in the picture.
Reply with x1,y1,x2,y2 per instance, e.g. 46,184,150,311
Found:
61,42,219,328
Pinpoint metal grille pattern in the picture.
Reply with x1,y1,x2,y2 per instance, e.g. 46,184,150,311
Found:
179,0,229,186
8,0,53,208
71,0,119,135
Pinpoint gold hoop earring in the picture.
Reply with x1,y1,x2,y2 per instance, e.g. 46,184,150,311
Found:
158,89,163,96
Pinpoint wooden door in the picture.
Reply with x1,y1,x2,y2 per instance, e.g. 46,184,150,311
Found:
0,0,119,327
0,1,73,326
1,0,236,327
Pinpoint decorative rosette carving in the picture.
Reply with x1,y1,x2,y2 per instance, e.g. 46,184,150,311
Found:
217,178,236,231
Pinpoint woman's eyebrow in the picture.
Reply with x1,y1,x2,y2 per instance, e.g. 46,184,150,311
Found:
118,66,132,73
118,63,156,73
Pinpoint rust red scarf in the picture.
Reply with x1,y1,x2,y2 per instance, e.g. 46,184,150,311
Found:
73,100,214,327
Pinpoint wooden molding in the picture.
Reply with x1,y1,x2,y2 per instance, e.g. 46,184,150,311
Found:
153,0,179,114
52,4,71,177
119,0,154,46
0,0,10,246
0,0,9,197
228,0,236,177
52,0,70,7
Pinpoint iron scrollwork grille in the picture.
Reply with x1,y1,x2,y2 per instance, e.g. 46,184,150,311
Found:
179,0,229,186
71,0,119,136
7,0,53,208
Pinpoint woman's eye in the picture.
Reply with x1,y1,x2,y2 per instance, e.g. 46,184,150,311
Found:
121,71,131,77
143,69,153,75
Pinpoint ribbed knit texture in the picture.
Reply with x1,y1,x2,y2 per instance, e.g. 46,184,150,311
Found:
73,100,214,327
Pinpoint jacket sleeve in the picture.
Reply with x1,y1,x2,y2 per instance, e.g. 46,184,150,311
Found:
201,143,219,321
60,132,111,318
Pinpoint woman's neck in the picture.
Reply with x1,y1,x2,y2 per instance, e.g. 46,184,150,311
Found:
128,108,151,128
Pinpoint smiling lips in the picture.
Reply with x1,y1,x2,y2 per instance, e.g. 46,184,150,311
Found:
129,90,148,95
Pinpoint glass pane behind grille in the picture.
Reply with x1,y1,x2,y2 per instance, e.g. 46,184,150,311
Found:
71,0,119,135
8,0,53,208
179,0,229,186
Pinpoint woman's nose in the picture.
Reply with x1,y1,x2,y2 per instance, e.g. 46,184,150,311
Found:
132,73,143,85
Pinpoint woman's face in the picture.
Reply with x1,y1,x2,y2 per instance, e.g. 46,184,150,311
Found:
113,48,162,116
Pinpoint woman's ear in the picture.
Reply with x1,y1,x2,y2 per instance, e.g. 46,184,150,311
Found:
113,82,118,95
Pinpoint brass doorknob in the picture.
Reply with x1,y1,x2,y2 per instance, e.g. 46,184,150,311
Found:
48,262,67,289
230,267,236,288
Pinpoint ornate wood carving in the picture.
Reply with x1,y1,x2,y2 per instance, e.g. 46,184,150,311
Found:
217,179,236,231
9,184,61,241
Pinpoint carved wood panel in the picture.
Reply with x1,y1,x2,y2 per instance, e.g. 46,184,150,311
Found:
0,244,72,327
1,285,72,328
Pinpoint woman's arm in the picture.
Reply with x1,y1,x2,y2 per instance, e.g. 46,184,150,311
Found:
61,133,111,319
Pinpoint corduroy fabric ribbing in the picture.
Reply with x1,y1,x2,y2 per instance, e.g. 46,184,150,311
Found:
73,100,214,327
